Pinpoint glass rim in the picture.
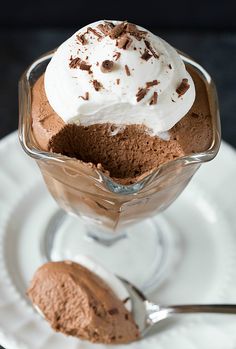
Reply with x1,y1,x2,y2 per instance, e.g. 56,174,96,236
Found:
18,50,221,192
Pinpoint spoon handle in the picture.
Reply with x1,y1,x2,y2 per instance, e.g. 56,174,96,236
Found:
147,304,236,324
167,304,236,314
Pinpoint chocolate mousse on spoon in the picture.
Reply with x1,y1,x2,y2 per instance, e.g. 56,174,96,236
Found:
27,260,139,344
28,260,236,344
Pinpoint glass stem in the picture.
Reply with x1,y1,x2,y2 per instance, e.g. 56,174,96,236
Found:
86,229,127,247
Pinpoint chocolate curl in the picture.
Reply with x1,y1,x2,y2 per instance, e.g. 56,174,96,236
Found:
124,64,131,76
109,22,127,39
146,80,159,88
141,49,152,61
76,34,87,45
176,78,190,97
113,52,121,61
126,23,147,40
117,35,132,49
69,57,81,69
79,92,89,100
101,60,114,73
87,27,103,40
97,22,114,35
79,61,92,73
144,40,159,58
93,80,103,91
136,88,147,102
149,92,158,105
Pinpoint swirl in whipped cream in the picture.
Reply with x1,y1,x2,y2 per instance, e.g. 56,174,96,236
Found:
45,20,195,134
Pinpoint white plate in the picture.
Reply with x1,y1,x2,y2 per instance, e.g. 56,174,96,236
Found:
1,132,236,349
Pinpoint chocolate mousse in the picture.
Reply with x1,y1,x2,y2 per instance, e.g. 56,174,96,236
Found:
29,20,213,184
27,261,139,344
25,20,216,230
31,67,212,183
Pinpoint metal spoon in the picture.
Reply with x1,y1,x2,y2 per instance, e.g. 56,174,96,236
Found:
32,268,236,342
121,278,236,337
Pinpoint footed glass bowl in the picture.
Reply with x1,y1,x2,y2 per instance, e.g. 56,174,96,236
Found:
19,51,220,291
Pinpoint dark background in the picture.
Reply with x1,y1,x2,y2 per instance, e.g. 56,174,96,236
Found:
1,0,236,147
0,1,236,346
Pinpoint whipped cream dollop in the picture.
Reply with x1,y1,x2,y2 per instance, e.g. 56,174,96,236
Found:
45,20,195,134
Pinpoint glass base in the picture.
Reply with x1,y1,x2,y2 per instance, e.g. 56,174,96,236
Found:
42,210,177,293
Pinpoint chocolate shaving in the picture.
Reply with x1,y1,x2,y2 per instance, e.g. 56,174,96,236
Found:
146,80,159,88
108,308,119,315
134,32,147,41
116,78,120,85
126,37,133,49
97,21,114,35
168,64,172,69
176,78,190,97
144,40,159,58
116,35,127,49
104,21,115,27
149,91,158,105
138,30,147,36
117,34,132,49
113,51,121,61
79,92,89,100
76,34,87,45
171,98,176,102
124,64,131,76
79,61,92,73
93,80,103,91
109,21,127,39
136,88,147,102
126,23,138,34
98,21,147,42
97,24,108,35
126,23,147,41
87,27,103,40
141,49,152,61
101,60,114,73
69,57,81,69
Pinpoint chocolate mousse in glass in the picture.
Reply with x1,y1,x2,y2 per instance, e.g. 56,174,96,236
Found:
19,20,220,291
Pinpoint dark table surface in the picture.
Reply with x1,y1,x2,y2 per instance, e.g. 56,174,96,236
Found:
0,29,236,349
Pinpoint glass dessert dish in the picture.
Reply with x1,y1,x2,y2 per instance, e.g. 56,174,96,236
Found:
19,50,220,292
